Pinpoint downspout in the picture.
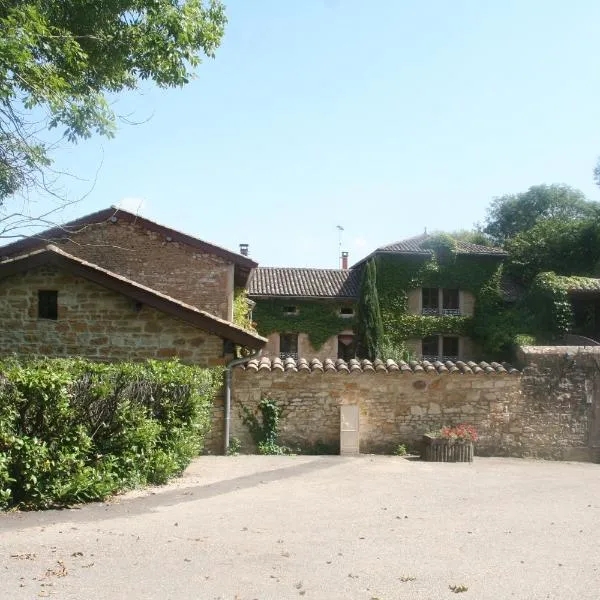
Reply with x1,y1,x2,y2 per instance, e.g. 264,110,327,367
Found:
224,349,262,455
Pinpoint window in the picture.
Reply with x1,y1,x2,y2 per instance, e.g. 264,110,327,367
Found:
422,335,438,359
422,335,460,361
337,334,355,361
339,307,354,317
422,288,439,314
442,336,459,360
442,289,460,314
283,306,298,315
422,288,461,315
38,290,58,320
279,333,298,359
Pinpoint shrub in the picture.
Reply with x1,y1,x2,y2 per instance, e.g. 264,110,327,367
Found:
0,358,221,509
393,443,408,456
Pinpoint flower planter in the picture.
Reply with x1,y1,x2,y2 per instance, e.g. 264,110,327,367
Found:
421,434,474,462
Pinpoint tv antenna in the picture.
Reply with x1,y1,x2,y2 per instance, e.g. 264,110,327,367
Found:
336,225,344,267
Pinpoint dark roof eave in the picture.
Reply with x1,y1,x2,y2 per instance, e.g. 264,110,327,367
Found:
249,294,358,301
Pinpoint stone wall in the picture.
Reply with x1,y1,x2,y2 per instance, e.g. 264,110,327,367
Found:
4,220,235,320
228,360,520,455
0,265,226,366
215,348,600,460
516,346,600,461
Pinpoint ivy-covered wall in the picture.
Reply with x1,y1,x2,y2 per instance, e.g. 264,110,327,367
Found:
374,252,517,358
527,272,600,341
252,298,356,350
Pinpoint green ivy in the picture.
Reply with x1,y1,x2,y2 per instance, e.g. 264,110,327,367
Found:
374,253,518,357
233,288,255,331
240,397,291,455
252,299,355,350
528,272,576,339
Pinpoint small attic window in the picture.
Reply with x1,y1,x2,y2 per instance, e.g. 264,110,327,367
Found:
38,290,58,320
339,307,354,317
283,306,298,315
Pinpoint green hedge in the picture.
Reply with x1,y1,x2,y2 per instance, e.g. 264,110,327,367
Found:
0,358,222,510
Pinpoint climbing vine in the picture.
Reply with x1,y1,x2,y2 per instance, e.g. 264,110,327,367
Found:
374,253,523,357
252,299,355,349
233,288,256,331
528,272,577,340
240,397,290,455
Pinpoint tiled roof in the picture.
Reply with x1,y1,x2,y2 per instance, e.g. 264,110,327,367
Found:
248,267,360,299
0,206,257,269
239,356,519,375
0,245,267,349
353,234,507,267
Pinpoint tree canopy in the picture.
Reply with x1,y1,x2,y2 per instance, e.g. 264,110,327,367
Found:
483,184,597,244
0,0,226,202
505,218,600,284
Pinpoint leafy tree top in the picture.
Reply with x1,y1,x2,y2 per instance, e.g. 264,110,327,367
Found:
483,184,597,244
0,0,226,200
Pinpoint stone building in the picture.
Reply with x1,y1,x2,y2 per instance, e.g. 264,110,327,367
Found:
249,234,512,362
247,266,360,361
0,207,266,363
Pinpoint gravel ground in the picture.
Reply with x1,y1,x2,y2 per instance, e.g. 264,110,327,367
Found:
1,455,599,600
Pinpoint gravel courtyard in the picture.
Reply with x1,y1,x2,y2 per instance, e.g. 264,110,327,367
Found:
1,456,599,600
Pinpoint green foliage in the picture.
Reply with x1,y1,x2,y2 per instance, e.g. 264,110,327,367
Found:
421,233,458,264
233,288,256,332
375,253,518,358
528,272,576,340
514,334,537,346
252,299,355,350
240,397,291,455
356,260,384,360
226,437,241,456
506,218,600,284
378,338,413,362
0,0,226,200
447,229,493,246
0,358,221,510
393,444,408,456
483,184,596,244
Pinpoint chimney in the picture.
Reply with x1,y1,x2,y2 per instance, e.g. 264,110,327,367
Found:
239,243,249,257
341,251,349,270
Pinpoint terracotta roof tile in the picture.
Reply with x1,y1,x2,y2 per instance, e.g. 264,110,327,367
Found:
248,267,360,299
239,357,519,375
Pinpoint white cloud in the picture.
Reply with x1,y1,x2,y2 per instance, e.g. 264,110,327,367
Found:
117,196,147,214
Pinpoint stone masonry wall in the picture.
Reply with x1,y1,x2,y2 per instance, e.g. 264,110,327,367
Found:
0,265,226,366
515,346,600,461
229,367,521,455
5,220,235,320
217,347,600,460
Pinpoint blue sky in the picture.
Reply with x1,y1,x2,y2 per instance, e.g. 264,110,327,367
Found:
12,0,600,268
